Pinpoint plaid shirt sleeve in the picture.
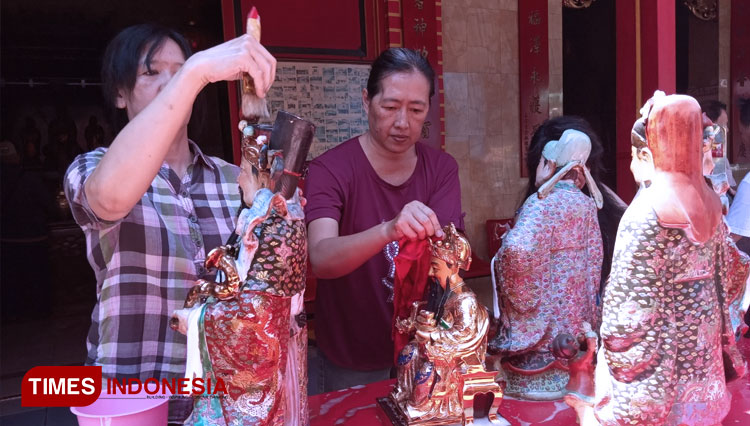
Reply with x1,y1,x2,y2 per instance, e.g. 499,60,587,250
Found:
64,148,118,231
64,143,241,384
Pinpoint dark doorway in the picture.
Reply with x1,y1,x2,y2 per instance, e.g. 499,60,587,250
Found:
562,1,617,190
1,1,229,423
675,2,719,102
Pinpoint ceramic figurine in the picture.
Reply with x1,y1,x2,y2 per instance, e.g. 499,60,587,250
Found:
379,224,503,425
172,111,314,426
595,94,750,426
488,129,603,401
552,322,598,425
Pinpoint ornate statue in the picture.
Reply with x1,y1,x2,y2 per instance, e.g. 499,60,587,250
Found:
378,224,503,425
595,94,750,426
488,129,603,400
171,111,314,426
552,323,598,426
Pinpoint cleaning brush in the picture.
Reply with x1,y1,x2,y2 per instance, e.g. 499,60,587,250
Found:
241,7,270,120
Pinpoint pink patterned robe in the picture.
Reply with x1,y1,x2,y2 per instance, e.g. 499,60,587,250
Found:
187,189,308,426
492,181,602,398
595,198,750,426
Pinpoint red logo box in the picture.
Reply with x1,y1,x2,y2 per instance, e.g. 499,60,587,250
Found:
22,366,102,407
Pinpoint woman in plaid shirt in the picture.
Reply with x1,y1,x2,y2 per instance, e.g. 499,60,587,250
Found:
63,24,276,423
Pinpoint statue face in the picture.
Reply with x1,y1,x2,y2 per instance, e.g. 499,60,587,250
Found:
535,157,555,187
428,257,455,289
630,145,654,184
551,333,579,359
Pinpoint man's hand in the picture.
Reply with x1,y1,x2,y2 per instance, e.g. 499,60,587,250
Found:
384,201,444,241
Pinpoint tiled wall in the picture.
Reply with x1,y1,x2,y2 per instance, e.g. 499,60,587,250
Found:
442,0,562,260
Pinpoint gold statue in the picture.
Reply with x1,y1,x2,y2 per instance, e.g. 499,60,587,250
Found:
379,224,504,425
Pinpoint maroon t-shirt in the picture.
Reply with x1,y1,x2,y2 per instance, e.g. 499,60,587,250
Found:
304,137,464,370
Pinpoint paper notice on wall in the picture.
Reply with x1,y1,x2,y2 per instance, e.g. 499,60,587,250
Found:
264,62,371,159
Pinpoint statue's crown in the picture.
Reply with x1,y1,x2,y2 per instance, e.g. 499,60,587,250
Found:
239,120,271,171
429,223,472,271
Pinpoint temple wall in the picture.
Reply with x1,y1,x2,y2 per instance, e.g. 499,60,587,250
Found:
441,0,562,260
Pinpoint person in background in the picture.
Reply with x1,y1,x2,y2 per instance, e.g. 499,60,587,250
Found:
20,116,43,170
703,100,729,127
84,115,106,151
304,48,464,393
702,100,737,196
728,171,750,337
45,104,82,177
727,171,750,255
63,24,275,423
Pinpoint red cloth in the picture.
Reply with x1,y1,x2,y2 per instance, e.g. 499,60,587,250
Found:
391,237,431,364
305,138,464,370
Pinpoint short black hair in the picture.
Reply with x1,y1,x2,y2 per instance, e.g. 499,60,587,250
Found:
701,100,727,122
101,24,192,131
366,48,435,100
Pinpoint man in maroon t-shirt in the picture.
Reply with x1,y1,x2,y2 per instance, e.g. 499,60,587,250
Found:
305,48,464,393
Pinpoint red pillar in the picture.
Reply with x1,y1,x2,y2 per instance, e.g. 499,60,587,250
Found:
615,0,638,202
615,0,675,203
730,0,750,163
640,0,676,99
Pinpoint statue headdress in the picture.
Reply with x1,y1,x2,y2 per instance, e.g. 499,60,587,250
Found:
642,93,722,244
537,129,604,209
239,111,316,200
239,120,273,172
429,223,472,271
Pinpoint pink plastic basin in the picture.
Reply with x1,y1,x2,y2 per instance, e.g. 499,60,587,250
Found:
70,387,171,426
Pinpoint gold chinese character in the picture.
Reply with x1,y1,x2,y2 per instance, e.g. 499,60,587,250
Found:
418,46,429,59
529,95,541,114
530,35,541,54
414,0,424,10
530,69,540,84
413,18,427,35
528,10,541,25
421,120,431,139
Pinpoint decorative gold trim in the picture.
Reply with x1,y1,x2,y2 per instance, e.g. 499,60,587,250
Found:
562,0,597,9
683,0,718,21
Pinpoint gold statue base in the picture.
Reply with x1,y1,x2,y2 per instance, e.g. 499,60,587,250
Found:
376,396,462,426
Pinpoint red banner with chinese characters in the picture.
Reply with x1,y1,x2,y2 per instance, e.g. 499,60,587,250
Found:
401,0,444,151
730,1,750,163
518,0,549,177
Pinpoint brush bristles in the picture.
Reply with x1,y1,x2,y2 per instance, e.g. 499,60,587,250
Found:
242,95,270,119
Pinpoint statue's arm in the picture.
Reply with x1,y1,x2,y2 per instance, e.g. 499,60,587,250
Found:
600,213,665,382
586,207,604,328
496,196,550,313
721,224,750,304
429,295,485,353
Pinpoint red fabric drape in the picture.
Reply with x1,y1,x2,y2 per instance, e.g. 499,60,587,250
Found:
391,238,431,364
